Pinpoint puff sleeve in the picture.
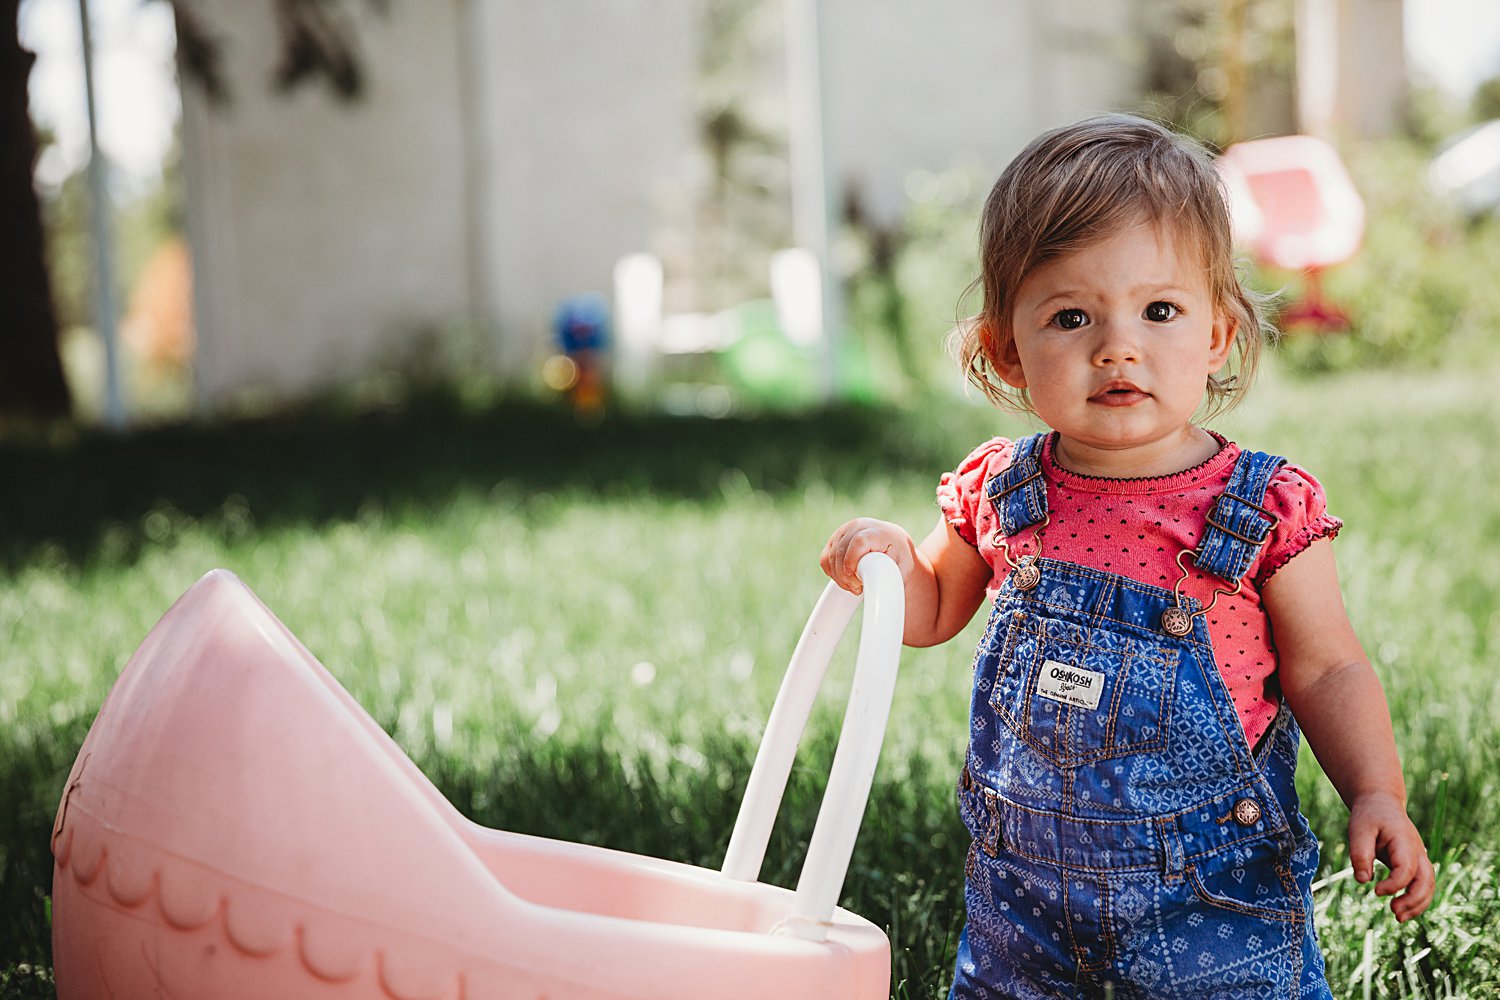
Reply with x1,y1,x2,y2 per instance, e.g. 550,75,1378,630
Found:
1252,463,1343,588
936,437,1016,549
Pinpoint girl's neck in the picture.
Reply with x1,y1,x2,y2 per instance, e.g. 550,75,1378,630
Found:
1050,426,1223,480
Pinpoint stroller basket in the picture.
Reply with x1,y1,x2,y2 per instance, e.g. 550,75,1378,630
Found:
50,555,905,999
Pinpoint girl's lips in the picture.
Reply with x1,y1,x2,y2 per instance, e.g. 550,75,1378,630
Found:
1089,383,1149,406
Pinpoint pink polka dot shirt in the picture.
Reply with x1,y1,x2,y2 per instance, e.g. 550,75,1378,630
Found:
937,432,1342,750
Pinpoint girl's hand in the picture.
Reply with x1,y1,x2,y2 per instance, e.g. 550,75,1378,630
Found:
820,515,988,647
820,518,917,596
1348,791,1436,922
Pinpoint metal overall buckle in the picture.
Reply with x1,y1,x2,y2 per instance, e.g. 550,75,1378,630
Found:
1159,491,1279,637
1160,549,1241,637
992,512,1049,591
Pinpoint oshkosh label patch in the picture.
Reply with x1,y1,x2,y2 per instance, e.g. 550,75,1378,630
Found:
1037,660,1104,710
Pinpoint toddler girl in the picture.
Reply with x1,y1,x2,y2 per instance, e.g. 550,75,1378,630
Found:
821,114,1433,998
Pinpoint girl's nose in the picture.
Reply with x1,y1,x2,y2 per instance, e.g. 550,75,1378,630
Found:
1091,321,1140,366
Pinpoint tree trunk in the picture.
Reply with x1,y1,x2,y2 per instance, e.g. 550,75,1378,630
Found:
0,0,72,419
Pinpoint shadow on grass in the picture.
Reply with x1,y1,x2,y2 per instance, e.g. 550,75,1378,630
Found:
0,392,961,572
3,720,965,999
0,717,89,971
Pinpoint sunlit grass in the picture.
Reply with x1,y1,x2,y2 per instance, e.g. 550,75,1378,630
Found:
2,360,1497,998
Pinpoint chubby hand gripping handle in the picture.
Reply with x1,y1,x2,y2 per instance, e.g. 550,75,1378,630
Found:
720,553,906,941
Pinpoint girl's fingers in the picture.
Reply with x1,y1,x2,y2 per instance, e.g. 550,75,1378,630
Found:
845,535,900,591
822,529,871,593
1374,853,1413,896
841,542,866,593
820,524,861,592
1392,856,1436,922
1374,834,1422,896
1347,814,1378,883
1348,805,1436,921
820,519,911,595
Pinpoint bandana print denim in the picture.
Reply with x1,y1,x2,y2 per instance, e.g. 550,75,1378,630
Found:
951,446,1332,999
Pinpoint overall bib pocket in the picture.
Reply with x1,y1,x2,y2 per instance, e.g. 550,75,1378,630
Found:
988,611,1177,766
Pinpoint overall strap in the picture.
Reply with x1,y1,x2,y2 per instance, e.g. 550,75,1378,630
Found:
1193,448,1286,582
984,432,1050,537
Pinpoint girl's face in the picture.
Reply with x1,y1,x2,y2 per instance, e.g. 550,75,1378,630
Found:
997,220,1235,478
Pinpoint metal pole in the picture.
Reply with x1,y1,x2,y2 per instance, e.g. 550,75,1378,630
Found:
1223,0,1249,146
457,0,494,351
1295,0,1339,138
78,0,126,429
784,0,840,401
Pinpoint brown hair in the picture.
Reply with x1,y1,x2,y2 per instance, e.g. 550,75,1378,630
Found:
953,113,1273,417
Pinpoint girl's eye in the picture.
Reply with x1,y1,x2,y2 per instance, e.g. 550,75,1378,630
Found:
1051,309,1088,330
1144,301,1179,322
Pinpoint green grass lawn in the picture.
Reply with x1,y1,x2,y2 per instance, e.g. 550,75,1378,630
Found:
2,358,1498,998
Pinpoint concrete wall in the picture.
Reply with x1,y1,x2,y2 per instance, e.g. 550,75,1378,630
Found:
470,2,698,373
180,0,472,404
823,0,1144,225
1342,0,1407,137
180,0,698,406
1297,0,1407,138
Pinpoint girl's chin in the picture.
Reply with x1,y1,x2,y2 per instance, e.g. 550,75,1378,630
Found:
1052,429,1209,473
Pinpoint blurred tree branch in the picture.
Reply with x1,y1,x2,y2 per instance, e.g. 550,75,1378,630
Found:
1,0,382,423
1,0,71,420
1139,0,1295,149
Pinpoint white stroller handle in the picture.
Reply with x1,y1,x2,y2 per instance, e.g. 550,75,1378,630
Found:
721,552,905,942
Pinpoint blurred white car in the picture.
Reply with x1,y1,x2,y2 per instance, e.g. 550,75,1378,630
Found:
1429,119,1500,216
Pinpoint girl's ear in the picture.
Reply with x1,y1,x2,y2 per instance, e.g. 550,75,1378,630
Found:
988,324,1028,388
1207,310,1236,374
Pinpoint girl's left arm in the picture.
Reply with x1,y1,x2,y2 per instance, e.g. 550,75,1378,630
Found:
1263,537,1435,922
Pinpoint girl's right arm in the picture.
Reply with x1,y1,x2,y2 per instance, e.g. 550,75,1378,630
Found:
820,516,992,647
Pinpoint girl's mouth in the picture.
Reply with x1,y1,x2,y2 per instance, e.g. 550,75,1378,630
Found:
1089,382,1148,406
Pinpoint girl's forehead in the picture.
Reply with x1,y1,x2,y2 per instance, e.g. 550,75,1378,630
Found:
1019,218,1215,291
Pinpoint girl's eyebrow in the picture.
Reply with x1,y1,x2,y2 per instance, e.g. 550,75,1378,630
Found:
1027,289,1090,311
1032,279,1195,305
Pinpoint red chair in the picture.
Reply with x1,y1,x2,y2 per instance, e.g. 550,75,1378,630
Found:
1217,135,1365,333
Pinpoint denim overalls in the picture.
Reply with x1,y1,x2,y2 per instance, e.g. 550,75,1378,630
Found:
951,434,1332,999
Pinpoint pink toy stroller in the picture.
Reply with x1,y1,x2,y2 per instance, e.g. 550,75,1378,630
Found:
1217,134,1366,333
50,555,905,999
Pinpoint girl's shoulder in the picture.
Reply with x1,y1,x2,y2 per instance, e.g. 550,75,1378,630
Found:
1245,452,1344,586
937,436,1023,548
1266,461,1329,500
1238,447,1334,516
951,436,1020,479
1199,437,1326,504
